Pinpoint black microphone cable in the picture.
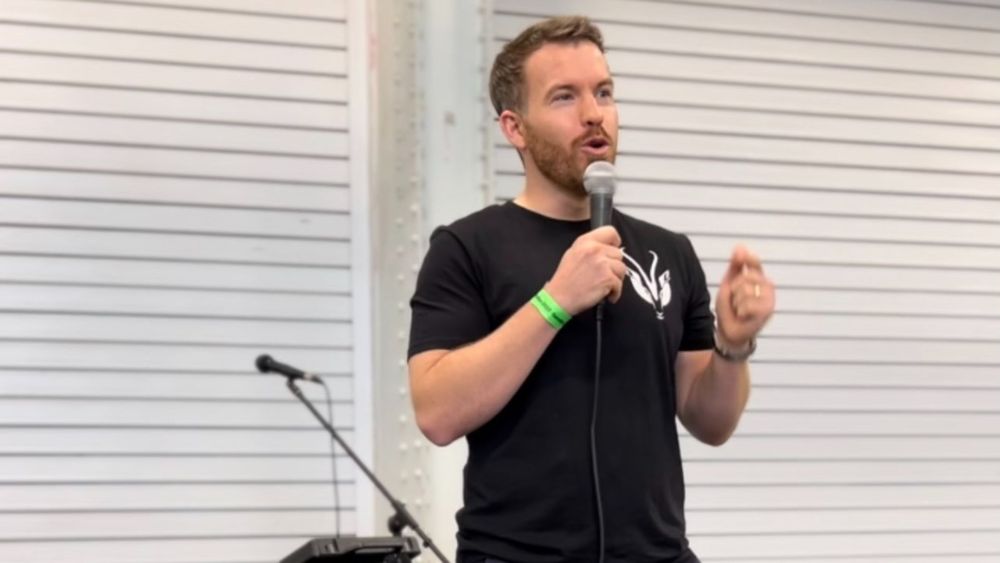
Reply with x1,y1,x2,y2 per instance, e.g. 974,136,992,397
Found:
590,304,607,563
582,160,616,563
318,378,341,536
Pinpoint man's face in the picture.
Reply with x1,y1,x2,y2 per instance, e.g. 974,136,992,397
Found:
518,41,619,196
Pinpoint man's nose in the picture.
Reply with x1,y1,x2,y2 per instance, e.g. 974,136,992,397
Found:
580,93,604,127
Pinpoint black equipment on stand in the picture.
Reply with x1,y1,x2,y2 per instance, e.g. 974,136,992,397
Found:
256,354,450,563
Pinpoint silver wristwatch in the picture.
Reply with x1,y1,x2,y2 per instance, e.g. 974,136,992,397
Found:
713,328,756,362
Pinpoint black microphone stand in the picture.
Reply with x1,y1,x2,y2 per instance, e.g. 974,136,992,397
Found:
284,378,450,563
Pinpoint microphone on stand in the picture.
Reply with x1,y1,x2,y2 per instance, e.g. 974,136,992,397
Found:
255,354,323,383
254,354,450,563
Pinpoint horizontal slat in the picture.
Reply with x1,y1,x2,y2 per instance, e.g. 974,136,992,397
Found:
497,14,1000,78
618,181,1000,225
0,400,355,428
630,206,1000,247
0,344,350,372
0,284,351,320
703,260,1000,294
0,170,349,210
0,510,354,540
731,410,1000,436
615,129,1000,175
0,169,350,212
684,460,1000,485
615,104,1000,151
0,373,353,407
748,362,1000,388
745,385,1000,412
0,536,348,563
0,110,348,157
0,482,354,511
693,0,1000,30
614,75,1000,128
0,83,347,128
687,507,1000,534
681,435,1000,461
0,199,349,238
686,482,1000,509
0,229,350,266
495,150,1000,199
755,337,1000,363
688,234,1000,272
0,22,346,74
766,313,1000,341
694,531,1000,559
0,285,350,320
0,314,351,347
0,255,351,293
6,0,346,46
497,0,1000,54
0,456,357,481
2,141,347,184
0,53,346,102
131,0,347,19
754,287,999,317
0,428,360,455
113,0,346,19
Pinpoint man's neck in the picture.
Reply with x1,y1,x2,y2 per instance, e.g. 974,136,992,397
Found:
513,173,589,221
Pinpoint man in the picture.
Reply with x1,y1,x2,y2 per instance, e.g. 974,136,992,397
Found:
408,16,775,563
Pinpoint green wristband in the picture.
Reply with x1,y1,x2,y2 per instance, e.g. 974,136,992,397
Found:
531,289,572,330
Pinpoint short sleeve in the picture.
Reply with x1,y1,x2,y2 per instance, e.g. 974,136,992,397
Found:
408,227,493,358
679,235,716,351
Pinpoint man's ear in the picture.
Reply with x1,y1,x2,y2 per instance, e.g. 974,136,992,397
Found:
498,109,527,151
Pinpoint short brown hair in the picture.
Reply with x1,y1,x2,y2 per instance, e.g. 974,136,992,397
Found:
489,16,605,116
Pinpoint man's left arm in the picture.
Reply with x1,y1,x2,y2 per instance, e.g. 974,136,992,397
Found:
675,245,775,446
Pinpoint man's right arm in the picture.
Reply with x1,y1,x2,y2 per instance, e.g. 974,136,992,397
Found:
408,225,625,446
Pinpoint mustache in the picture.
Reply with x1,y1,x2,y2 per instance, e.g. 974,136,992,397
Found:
574,128,613,147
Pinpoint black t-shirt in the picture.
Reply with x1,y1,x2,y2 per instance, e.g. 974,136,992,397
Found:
409,202,715,563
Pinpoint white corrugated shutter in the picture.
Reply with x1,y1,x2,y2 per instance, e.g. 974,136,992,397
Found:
0,1,371,562
491,1,1000,561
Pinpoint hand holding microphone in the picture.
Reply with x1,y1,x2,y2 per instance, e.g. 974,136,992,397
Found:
543,161,625,316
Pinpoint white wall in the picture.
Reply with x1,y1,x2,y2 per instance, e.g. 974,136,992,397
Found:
2,1,998,562
0,1,372,561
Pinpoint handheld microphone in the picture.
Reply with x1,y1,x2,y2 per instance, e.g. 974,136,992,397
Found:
583,160,616,230
255,354,323,383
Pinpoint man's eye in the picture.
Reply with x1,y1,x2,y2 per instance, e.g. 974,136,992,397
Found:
553,92,573,102
598,88,614,99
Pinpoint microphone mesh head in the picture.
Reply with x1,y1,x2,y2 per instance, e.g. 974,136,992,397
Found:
583,161,616,195
255,354,272,373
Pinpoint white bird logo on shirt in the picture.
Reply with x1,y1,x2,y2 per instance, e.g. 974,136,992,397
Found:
622,249,671,320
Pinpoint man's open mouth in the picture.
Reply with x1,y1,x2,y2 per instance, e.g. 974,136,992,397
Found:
581,137,610,153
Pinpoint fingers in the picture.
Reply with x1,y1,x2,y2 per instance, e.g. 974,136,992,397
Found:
608,278,623,303
606,257,626,304
587,225,622,248
725,244,764,280
729,271,774,321
551,227,626,314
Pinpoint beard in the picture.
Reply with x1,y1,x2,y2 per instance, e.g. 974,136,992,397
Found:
523,122,616,198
